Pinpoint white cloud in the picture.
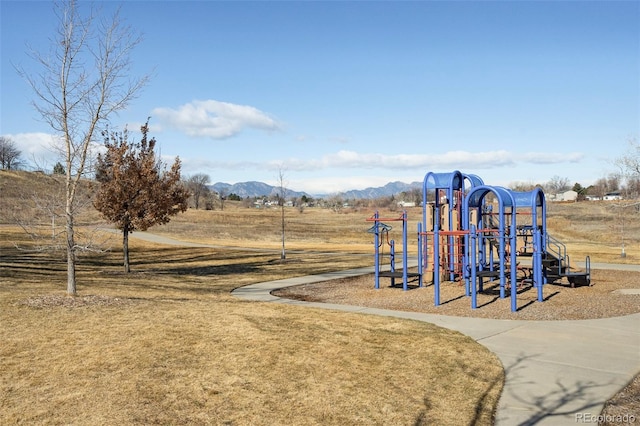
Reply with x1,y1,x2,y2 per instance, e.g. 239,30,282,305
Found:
6,132,58,158
522,152,584,164
152,100,280,139
179,148,585,177
4,132,108,170
275,149,584,172
4,133,64,169
180,157,260,172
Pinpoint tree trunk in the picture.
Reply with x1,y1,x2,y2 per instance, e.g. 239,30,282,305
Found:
66,211,77,296
123,224,131,273
280,204,286,260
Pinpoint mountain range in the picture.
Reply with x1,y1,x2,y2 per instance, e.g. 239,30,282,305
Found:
210,180,422,200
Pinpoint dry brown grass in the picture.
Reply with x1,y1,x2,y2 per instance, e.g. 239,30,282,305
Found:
546,201,640,263
152,206,376,253
2,169,639,425
153,201,640,264
0,226,502,425
3,169,638,262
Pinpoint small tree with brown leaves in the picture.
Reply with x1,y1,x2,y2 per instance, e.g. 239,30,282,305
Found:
94,122,189,272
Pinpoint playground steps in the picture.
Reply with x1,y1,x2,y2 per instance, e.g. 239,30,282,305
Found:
542,252,591,288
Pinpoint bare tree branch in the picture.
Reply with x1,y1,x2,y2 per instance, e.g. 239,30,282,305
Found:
16,0,149,295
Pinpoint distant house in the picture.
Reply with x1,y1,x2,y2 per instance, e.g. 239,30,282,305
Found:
397,201,416,208
549,190,577,202
603,192,622,201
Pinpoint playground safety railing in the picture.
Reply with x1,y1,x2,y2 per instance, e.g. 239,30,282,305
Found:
545,233,569,274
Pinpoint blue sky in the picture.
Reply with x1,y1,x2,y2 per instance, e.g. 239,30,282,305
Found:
1,1,638,195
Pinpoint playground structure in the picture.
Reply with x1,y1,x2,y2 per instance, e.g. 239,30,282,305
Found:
367,170,591,312
366,211,420,291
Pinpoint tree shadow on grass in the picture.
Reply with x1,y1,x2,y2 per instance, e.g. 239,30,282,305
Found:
413,351,504,425
153,262,265,277
1,243,281,297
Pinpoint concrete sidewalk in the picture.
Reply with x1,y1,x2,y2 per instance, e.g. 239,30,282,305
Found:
232,267,640,426
122,230,638,424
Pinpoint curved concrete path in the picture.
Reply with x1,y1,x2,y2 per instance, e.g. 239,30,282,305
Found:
232,266,640,426
123,230,639,425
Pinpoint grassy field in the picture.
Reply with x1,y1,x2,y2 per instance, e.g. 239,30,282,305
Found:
1,169,638,425
0,171,507,425
150,200,640,264
0,227,503,425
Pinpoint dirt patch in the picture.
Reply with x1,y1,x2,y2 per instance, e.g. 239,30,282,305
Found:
273,268,640,321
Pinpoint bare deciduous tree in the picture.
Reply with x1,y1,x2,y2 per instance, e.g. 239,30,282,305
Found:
589,174,624,199
13,178,67,251
18,0,149,295
217,188,227,211
326,194,344,213
0,136,24,170
590,177,608,199
186,173,211,209
606,173,621,193
94,122,189,273
625,176,640,199
546,175,570,194
617,137,640,175
276,167,288,260
11,173,104,254
617,137,640,198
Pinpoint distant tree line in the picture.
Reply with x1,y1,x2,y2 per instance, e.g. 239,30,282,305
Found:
182,174,242,211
